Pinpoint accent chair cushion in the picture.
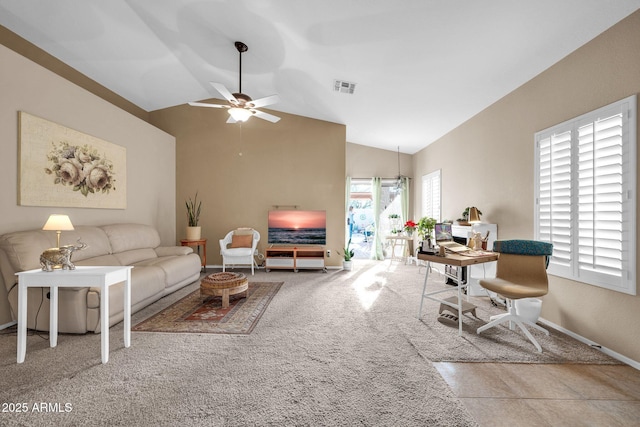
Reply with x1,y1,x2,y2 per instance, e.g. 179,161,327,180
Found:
231,234,253,248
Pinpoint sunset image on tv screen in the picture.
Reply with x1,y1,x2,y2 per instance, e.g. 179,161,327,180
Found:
268,210,326,245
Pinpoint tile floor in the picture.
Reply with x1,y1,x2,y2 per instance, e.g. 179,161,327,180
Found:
435,362,640,426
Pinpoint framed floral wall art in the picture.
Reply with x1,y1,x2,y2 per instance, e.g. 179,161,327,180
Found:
18,112,126,209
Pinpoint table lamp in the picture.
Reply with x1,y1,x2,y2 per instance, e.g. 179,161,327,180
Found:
42,214,74,248
468,207,481,224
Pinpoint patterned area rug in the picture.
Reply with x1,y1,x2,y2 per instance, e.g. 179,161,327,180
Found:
133,282,283,334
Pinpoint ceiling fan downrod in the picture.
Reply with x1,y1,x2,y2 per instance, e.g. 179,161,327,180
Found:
235,41,248,94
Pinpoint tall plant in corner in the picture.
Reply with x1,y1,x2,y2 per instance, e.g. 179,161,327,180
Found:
340,239,355,271
185,192,202,240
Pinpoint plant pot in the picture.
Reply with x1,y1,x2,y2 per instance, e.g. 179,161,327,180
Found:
186,226,201,241
343,260,353,271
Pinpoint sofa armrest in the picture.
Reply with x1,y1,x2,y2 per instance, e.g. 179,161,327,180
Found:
155,246,193,257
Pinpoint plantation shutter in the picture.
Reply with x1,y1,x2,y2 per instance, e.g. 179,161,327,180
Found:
577,113,624,280
534,95,636,295
422,170,441,221
537,130,572,276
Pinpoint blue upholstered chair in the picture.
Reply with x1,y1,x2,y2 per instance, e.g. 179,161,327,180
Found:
477,240,553,352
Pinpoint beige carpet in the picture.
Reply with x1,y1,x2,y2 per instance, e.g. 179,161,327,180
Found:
133,282,282,334
0,260,619,426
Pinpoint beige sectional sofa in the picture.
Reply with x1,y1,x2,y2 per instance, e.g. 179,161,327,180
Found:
0,223,201,333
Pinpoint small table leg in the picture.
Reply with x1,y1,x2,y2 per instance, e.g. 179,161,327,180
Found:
101,283,109,364
221,289,230,309
17,284,27,363
123,269,131,348
50,285,59,347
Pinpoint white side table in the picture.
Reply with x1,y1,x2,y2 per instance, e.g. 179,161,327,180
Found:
16,266,133,364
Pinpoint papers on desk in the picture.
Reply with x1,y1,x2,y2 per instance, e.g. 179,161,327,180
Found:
460,250,495,257
438,241,470,253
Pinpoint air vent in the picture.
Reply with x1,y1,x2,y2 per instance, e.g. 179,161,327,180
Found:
333,80,356,94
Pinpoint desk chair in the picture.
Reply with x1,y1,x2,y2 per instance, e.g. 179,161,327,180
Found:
476,240,553,352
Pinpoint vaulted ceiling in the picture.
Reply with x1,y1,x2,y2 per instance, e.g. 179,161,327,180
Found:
1,1,639,153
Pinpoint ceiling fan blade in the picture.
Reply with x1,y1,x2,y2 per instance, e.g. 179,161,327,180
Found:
188,102,228,108
252,110,281,123
247,94,280,109
210,82,237,103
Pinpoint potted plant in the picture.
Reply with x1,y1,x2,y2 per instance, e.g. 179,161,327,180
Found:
340,239,355,271
417,217,437,249
185,192,202,240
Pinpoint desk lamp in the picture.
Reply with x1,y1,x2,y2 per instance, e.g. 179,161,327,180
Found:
468,207,481,224
42,214,74,248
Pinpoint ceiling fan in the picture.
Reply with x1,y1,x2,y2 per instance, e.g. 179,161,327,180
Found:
189,41,281,123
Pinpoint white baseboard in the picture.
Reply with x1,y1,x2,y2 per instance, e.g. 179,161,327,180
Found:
539,317,640,370
0,320,16,330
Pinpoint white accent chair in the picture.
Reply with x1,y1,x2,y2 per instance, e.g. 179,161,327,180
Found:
219,229,260,275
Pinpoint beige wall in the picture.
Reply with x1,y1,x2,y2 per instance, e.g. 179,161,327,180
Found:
0,43,177,325
413,11,640,362
149,104,346,267
347,143,413,180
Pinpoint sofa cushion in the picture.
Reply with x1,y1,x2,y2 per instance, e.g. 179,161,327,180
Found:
135,253,201,287
75,254,121,267
101,223,161,253
60,226,112,262
114,248,158,266
0,226,112,272
0,230,53,272
155,246,193,257
86,266,165,311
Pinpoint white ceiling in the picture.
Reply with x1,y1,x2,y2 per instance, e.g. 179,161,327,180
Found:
1,0,639,154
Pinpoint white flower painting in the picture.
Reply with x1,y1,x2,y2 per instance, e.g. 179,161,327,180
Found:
19,112,126,209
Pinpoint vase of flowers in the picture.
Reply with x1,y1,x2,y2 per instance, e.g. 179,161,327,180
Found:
404,220,416,237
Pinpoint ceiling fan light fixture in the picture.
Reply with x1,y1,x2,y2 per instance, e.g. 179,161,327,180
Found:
229,107,252,122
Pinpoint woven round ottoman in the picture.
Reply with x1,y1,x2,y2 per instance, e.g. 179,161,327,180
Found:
200,272,248,308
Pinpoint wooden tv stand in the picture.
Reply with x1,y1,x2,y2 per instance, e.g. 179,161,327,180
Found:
265,245,326,272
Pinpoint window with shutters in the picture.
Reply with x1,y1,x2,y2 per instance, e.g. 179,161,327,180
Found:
422,170,441,221
534,95,636,295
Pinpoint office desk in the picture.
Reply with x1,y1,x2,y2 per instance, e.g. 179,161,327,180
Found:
417,251,499,335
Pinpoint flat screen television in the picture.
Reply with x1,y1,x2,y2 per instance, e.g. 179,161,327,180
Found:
268,210,327,245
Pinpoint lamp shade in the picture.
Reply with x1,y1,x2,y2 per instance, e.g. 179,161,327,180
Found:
228,108,252,122
42,214,74,231
468,207,481,223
